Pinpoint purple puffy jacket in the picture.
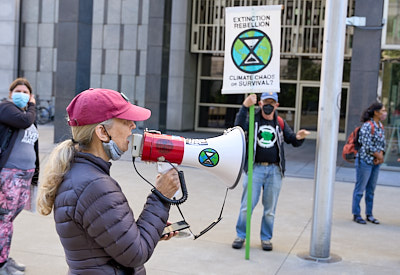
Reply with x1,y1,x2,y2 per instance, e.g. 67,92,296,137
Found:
54,152,170,274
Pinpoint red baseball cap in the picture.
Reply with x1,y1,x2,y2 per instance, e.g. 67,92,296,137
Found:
67,88,151,126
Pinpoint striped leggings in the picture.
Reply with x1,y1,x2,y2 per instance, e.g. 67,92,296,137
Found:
0,168,34,263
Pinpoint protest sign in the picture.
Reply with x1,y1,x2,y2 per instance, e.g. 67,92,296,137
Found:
222,5,282,94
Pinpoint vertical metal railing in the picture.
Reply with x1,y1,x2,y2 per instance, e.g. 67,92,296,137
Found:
191,0,354,56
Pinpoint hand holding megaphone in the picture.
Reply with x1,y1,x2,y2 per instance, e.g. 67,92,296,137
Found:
131,131,189,205
155,169,180,199
131,127,246,239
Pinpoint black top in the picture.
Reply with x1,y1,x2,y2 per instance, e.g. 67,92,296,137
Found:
0,100,39,183
255,118,279,163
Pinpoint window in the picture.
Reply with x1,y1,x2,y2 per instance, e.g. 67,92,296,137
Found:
300,58,321,81
280,58,298,80
383,0,400,48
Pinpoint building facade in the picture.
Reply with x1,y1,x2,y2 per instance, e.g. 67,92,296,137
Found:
0,0,398,167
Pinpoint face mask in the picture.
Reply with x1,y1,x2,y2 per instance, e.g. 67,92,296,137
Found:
262,104,274,115
102,140,124,161
381,112,387,121
101,126,125,161
12,93,30,108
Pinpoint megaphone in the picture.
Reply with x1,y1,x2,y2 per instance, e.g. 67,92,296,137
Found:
131,126,246,190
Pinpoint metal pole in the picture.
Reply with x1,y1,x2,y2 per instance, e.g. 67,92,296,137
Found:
309,0,347,259
245,104,254,260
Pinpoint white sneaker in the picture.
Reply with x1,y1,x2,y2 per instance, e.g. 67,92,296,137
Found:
7,259,25,272
0,262,24,275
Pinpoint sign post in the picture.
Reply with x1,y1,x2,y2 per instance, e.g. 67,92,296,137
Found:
309,0,347,261
222,5,282,259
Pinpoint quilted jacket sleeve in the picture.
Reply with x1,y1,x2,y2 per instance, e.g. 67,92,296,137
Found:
234,105,249,131
0,101,36,129
282,120,304,147
76,176,170,268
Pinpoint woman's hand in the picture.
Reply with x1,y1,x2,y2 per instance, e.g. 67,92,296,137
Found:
160,221,179,241
29,93,36,105
155,169,180,198
373,151,384,165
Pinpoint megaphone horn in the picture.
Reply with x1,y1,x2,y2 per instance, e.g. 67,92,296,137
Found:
131,126,246,189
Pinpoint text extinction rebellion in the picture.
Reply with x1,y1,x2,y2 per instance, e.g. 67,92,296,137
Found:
233,15,270,29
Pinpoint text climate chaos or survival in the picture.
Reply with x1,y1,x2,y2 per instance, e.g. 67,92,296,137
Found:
229,74,275,87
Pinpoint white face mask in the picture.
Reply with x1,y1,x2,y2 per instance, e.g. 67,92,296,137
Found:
101,126,124,161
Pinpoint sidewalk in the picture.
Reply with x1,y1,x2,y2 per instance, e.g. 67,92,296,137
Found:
10,124,400,274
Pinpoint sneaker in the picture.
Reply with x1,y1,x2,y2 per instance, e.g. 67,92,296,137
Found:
353,215,366,224
0,262,24,275
366,215,380,224
232,237,245,249
261,240,273,251
7,259,25,272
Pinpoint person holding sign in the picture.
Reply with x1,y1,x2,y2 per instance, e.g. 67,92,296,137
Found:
232,92,310,251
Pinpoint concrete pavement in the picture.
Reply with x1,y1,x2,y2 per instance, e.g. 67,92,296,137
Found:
10,124,400,274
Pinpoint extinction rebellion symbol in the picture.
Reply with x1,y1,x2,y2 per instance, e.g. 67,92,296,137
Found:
198,148,219,167
231,28,273,74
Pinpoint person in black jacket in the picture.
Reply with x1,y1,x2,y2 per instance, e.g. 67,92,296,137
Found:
0,77,38,275
37,88,180,275
232,92,309,251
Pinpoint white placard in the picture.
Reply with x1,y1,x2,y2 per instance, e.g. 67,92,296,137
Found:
222,5,282,94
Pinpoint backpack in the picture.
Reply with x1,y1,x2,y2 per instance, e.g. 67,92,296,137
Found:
342,120,375,163
277,116,284,130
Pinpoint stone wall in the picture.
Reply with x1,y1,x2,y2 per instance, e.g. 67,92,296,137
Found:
0,0,196,132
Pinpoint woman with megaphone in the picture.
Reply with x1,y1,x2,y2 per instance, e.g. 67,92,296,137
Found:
37,88,180,274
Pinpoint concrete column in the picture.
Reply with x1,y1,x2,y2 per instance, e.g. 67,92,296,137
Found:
166,0,197,131
347,0,384,134
0,0,20,98
143,0,171,131
54,0,93,142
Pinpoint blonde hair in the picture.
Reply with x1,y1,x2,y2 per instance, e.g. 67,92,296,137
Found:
37,119,113,215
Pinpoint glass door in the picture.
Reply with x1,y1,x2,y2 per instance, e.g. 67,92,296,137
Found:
382,61,400,167
299,84,348,140
299,85,319,139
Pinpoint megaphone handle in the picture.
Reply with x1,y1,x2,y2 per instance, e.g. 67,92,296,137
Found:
151,170,188,205
157,162,181,198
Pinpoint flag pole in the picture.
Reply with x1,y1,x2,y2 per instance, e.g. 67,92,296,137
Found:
245,102,255,259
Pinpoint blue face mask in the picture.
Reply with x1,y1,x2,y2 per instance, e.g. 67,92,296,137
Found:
101,126,125,161
12,92,30,108
102,139,124,161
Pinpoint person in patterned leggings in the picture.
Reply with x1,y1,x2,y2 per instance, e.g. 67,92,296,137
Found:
0,78,39,275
